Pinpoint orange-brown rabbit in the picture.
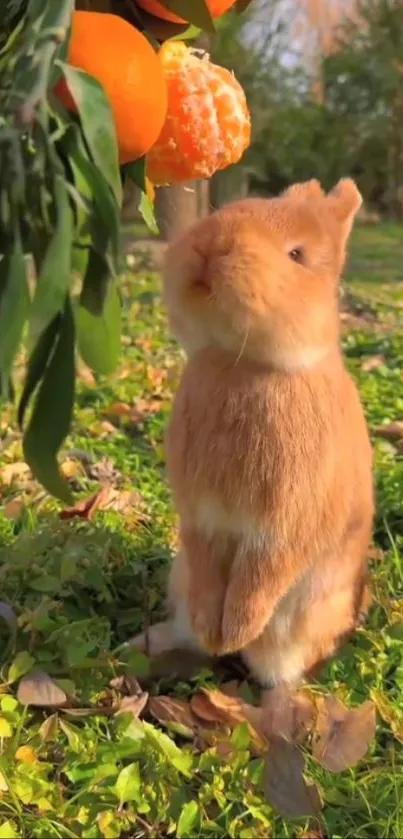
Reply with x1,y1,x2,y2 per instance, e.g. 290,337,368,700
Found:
131,178,374,690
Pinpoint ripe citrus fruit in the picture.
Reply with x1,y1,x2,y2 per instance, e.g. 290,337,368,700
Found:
136,0,238,24
56,11,167,164
147,41,251,186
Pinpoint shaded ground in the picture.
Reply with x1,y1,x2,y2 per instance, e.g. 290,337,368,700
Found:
0,223,402,838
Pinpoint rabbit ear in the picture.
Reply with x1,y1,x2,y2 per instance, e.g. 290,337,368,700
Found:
327,178,362,239
283,179,325,201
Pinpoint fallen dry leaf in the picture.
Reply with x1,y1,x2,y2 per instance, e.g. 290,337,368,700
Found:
261,687,317,744
78,364,96,387
106,402,132,417
3,496,25,520
0,462,31,486
130,398,164,425
17,671,67,708
109,675,143,696
264,737,323,819
371,689,403,743
59,485,113,521
61,459,85,480
312,696,376,772
38,713,59,742
190,688,266,751
114,692,149,719
100,421,118,436
148,695,197,735
59,484,143,521
373,421,403,442
360,355,385,372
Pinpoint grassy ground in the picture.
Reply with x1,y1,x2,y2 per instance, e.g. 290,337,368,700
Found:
0,223,402,838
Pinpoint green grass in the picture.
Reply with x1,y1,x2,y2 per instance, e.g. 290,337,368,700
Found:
0,223,402,838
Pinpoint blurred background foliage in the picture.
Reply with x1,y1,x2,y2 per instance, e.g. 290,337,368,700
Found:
210,0,403,219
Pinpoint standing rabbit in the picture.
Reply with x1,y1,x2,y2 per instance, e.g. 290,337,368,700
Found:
131,178,374,691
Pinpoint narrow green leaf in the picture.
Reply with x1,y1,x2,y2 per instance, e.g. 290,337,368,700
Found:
23,298,75,504
139,192,159,235
8,651,35,684
115,762,141,806
67,136,121,265
177,801,200,838
29,176,73,345
125,158,147,193
171,24,202,40
18,312,61,429
76,281,121,375
59,63,122,206
158,0,215,31
0,224,29,386
80,248,110,316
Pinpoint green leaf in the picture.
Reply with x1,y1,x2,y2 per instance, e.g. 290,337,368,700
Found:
58,63,122,206
23,297,75,504
29,176,73,346
143,721,193,776
177,801,200,838
139,192,159,235
171,24,202,40
29,576,61,593
125,158,147,192
0,718,12,737
17,313,61,429
79,248,110,317
0,821,18,838
115,762,141,806
8,651,35,684
158,0,215,31
69,143,121,264
76,281,121,375
0,224,29,388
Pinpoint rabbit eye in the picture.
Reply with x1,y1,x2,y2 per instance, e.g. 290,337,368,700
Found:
289,247,304,263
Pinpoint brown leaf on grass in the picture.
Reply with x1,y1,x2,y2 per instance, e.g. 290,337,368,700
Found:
0,462,31,486
312,697,376,772
261,687,317,744
59,485,113,521
109,675,143,696
114,692,149,719
373,421,403,442
360,355,385,372
17,671,67,708
190,688,266,751
38,713,59,742
59,484,144,521
371,689,403,743
78,364,96,387
3,496,25,520
106,402,132,417
61,459,86,480
130,398,164,425
264,737,323,819
148,695,197,736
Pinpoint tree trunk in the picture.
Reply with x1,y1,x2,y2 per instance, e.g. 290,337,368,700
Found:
155,183,199,241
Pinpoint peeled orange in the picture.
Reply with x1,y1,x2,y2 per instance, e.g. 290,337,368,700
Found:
56,11,168,164
147,41,251,186
136,0,238,24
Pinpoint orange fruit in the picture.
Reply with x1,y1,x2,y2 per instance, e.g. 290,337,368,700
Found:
55,11,168,164
136,0,238,24
147,41,251,186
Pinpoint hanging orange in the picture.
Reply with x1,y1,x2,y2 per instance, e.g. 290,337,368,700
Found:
147,41,251,186
55,11,168,164
135,0,238,24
